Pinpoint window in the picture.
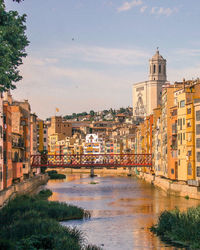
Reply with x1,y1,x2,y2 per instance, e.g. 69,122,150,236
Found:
183,118,185,125
187,120,191,127
196,110,200,121
187,108,191,114
3,115,6,124
179,119,182,130
159,65,161,73
196,124,200,135
188,162,192,175
183,133,185,140
197,167,200,177
180,100,185,108
188,132,192,142
153,65,156,73
44,130,46,134
197,152,200,162
197,139,200,148
188,150,192,156
171,169,174,174
44,138,46,142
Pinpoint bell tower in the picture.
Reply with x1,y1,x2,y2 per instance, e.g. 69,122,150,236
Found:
149,48,167,82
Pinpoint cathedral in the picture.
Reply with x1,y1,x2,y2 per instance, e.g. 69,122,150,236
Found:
132,49,168,118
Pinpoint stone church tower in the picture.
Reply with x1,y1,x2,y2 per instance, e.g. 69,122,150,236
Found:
132,49,167,118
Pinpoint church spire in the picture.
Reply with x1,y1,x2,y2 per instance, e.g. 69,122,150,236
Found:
149,49,167,82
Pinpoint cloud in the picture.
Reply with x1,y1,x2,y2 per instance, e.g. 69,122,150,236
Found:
151,7,178,16
117,0,143,12
169,64,200,82
175,48,200,57
13,54,143,119
56,45,150,66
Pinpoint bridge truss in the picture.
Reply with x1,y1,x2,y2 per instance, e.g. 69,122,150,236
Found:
31,154,152,169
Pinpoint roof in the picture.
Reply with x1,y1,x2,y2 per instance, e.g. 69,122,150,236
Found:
151,50,165,61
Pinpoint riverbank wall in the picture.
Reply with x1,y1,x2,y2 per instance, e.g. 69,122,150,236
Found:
58,167,133,176
0,174,49,207
137,171,200,200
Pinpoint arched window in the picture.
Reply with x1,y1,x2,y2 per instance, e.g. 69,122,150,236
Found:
159,65,161,73
153,65,156,73
188,162,192,175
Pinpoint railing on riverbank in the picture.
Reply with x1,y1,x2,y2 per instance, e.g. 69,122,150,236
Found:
31,154,152,168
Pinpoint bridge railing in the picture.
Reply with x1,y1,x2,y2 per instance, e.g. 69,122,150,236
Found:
31,154,152,167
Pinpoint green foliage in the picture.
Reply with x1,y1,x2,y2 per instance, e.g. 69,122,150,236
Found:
37,189,53,199
151,206,200,248
0,1,29,91
0,194,94,250
90,110,95,117
49,173,66,179
47,170,58,175
47,170,66,179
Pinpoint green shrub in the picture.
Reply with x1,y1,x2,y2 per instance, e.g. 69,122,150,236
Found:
37,189,53,199
47,170,58,175
49,173,66,180
151,206,200,248
0,193,95,250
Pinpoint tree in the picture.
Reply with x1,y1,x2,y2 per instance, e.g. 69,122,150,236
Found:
0,0,29,91
89,110,95,117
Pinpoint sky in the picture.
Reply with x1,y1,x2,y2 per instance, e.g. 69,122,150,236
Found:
4,0,200,119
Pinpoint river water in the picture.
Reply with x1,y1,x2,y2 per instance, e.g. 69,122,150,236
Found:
45,174,200,249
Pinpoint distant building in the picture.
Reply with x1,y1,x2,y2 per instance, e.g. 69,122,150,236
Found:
48,116,72,138
84,134,102,154
132,49,168,118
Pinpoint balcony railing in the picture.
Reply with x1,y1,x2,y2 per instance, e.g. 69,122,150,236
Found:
12,141,25,149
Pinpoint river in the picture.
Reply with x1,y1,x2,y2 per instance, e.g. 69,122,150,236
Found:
45,173,200,249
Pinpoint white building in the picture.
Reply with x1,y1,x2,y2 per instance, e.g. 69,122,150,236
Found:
132,49,168,118
84,134,102,154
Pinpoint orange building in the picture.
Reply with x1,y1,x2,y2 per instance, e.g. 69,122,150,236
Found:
3,103,12,188
168,105,178,179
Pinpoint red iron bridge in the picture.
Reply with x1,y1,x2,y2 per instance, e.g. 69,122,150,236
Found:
31,154,152,169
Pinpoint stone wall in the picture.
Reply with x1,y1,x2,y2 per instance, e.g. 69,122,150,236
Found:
137,171,200,200
59,167,134,176
0,174,49,207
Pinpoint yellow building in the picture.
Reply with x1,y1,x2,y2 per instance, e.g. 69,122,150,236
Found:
49,133,65,153
152,107,162,176
186,101,195,180
37,119,48,153
176,90,187,181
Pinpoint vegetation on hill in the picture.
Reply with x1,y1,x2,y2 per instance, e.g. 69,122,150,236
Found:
0,190,100,249
151,206,200,249
63,107,132,121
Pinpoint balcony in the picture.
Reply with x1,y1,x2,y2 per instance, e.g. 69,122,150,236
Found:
12,141,24,149
172,124,177,134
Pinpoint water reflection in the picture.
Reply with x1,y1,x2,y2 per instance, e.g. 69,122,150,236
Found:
45,174,200,249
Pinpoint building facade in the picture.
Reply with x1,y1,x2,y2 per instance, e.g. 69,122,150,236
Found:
132,49,167,118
